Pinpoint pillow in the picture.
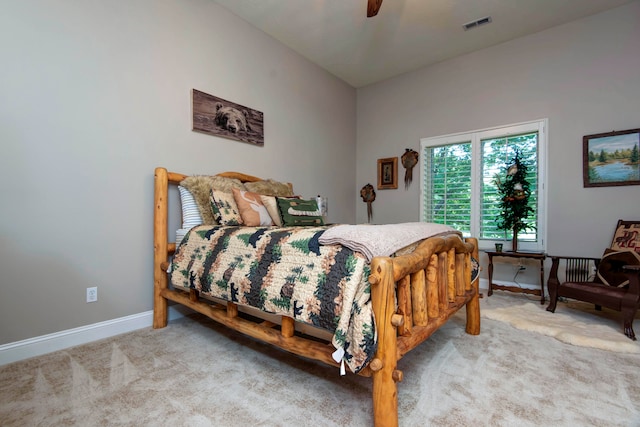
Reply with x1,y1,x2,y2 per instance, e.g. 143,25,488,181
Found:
277,197,324,226
610,221,640,252
260,195,283,227
210,190,243,226
180,175,246,225
232,188,274,226
175,228,191,248
245,179,294,197
178,186,203,229
596,248,640,287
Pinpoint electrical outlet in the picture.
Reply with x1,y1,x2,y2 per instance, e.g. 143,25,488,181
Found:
86,287,98,303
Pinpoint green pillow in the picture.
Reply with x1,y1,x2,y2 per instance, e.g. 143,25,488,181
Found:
276,197,324,226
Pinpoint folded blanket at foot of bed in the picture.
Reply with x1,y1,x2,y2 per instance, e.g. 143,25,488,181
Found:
318,222,460,262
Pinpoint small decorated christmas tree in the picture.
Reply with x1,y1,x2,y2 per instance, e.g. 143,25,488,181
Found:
494,150,535,251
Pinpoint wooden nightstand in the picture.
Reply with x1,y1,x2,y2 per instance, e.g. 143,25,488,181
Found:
486,250,546,304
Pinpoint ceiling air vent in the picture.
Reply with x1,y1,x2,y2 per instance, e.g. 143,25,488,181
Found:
463,16,492,31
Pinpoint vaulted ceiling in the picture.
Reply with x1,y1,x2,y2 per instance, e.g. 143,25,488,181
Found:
214,0,636,87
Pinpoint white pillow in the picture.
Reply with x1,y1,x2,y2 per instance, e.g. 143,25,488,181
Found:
175,228,191,248
178,186,203,229
259,195,283,227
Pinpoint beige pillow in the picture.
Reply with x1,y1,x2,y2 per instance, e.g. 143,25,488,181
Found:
244,179,294,197
180,175,246,225
259,195,283,227
209,190,243,226
232,188,274,226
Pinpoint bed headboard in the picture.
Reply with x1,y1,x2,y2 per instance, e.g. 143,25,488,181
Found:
154,167,294,254
162,170,265,185
154,168,268,282
216,171,263,183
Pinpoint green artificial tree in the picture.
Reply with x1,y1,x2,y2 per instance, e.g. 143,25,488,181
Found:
494,150,535,252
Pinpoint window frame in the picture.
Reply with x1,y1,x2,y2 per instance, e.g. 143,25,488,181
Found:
420,119,548,252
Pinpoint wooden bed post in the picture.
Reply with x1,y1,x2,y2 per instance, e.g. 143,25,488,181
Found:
369,257,400,427
153,167,169,329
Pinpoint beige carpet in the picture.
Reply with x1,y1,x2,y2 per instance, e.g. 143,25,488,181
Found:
1,293,640,426
482,297,640,354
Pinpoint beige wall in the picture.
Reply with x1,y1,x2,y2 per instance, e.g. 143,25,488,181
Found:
356,2,640,258
2,0,639,346
0,0,356,344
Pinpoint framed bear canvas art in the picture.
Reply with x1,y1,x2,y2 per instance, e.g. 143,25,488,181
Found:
192,89,264,146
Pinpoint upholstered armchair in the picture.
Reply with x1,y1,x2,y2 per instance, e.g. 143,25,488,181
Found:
546,220,640,340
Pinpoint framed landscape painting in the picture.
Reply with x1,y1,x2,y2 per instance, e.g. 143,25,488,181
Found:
583,128,640,187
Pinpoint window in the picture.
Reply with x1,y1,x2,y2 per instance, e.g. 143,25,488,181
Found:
420,119,547,251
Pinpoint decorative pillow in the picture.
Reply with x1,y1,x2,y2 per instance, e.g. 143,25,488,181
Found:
245,179,294,197
260,195,283,227
178,186,203,229
610,221,640,252
175,228,191,248
596,248,640,287
232,188,274,226
277,197,324,226
180,175,246,225
210,190,243,226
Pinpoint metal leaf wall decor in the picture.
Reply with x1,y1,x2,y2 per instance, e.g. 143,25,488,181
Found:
401,148,419,189
360,183,376,223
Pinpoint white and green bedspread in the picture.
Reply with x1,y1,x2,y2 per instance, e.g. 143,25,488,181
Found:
170,225,375,373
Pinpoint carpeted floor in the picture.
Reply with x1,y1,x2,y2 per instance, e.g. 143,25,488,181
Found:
1,293,640,426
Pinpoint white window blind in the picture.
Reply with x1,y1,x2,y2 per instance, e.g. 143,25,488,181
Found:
423,141,473,234
420,120,547,251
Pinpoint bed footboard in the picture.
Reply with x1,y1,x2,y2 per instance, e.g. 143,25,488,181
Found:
153,167,479,427
367,235,479,427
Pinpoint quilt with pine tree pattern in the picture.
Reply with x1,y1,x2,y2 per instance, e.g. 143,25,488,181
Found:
170,225,375,373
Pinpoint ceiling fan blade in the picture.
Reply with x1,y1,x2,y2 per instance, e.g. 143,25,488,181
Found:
367,0,383,17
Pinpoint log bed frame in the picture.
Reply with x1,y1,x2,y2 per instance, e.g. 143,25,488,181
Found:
153,167,480,427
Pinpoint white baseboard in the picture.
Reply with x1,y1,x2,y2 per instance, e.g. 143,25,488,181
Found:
0,279,536,366
0,307,186,366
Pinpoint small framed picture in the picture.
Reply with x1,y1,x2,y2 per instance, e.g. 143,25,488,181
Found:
377,157,398,190
583,128,640,187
